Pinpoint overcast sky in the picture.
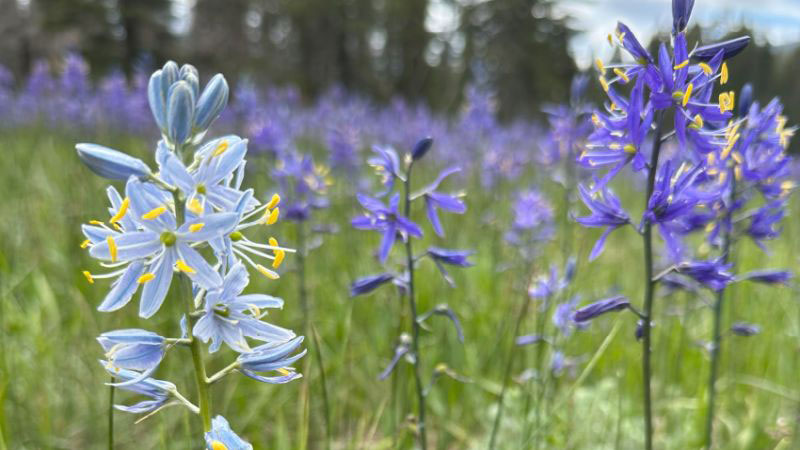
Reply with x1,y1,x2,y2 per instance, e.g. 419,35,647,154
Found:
555,0,800,68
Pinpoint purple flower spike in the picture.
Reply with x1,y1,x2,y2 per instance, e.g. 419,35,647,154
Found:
573,296,630,323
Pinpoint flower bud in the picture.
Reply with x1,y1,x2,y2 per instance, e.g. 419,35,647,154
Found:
738,83,754,116
671,0,695,35
147,70,167,131
411,137,433,161
194,74,229,132
573,295,630,323
350,273,394,297
166,81,196,147
731,322,761,337
76,143,151,180
692,36,750,61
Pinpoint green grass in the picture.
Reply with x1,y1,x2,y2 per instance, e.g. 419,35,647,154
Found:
0,128,798,449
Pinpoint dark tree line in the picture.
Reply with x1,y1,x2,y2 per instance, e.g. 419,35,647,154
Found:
1,0,798,126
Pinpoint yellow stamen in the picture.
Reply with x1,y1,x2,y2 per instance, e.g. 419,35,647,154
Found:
256,264,280,280
720,62,728,84
273,250,285,269
189,223,205,233
141,206,167,220
718,92,730,113
607,33,614,46
188,198,204,215
731,151,743,164
692,114,703,128
613,68,629,83
598,76,609,93
707,152,716,166
266,193,281,210
673,60,689,70
698,62,712,75
210,441,228,450
682,83,693,107
211,140,229,157
175,260,196,274
89,220,105,226
112,222,123,231
277,368,291,376
137,273,156,284
734,165,742,181
609,102,617,111
82,271,94,284
80,239,91,249
591,113,601,127
595,58,605,72
623,144,636,154
107,236,118,262
266,208,279,225
110,197,130,223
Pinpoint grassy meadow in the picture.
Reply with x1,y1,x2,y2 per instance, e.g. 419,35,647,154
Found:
0,128,798,449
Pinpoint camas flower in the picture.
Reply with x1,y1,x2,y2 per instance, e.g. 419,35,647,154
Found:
350,273,395,297
193,263,294,353
352,193,422,263
576,185,630,260
98,329,166,384
676,259,733,291
368,145,403,196
237,336,306,384
87,178,237,318
412,166,466,236
205,415,253,450
573,296,630,323
102,361,176,414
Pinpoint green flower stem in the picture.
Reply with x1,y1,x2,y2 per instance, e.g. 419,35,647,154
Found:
641,112,665,450
704,167,735,448
108,377,115,450
174,190,213,433
403,162,428,450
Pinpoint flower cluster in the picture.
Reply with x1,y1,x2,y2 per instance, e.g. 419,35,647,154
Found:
78,61,305,447
349,137,473,448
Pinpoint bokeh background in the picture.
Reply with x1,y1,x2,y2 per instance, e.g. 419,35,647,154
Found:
1,0,800,449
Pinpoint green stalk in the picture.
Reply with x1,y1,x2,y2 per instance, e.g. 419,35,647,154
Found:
641,113,665,450
107,377,114,450
487,258,535,449
297,218,332,450
174,189,212,432
403,162,427,450
704,168,735,448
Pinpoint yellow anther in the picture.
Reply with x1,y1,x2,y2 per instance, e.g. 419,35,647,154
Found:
682,83,693,107
609,143,621,150
137,273,156,284
142,206,167,220
698,62,712,75
781,181,795,192
595,58,605,72
673,60,689,70
266,193,281,210
731,151,743,164
272,250,285,269
720,62,728,84
692,115,703,128
613,68,629,83
609,102,617,111
734,165,742,180
110,197,130,223
210,441,228,450
80,239,91,249
268,237,279,247
112,222,123,231
718,92,731,113
107,236,118,262
266,208,279,225
607,33,614,46
707,152,716,166
704,222,715,233
188,198,204,215
277,368,291,376
89,220,105,226
598,76,609,93
623,144,636,154
256,264,280,280
211,140,229,157
82,271,94,284
175,260,196,274
189,223,205,233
